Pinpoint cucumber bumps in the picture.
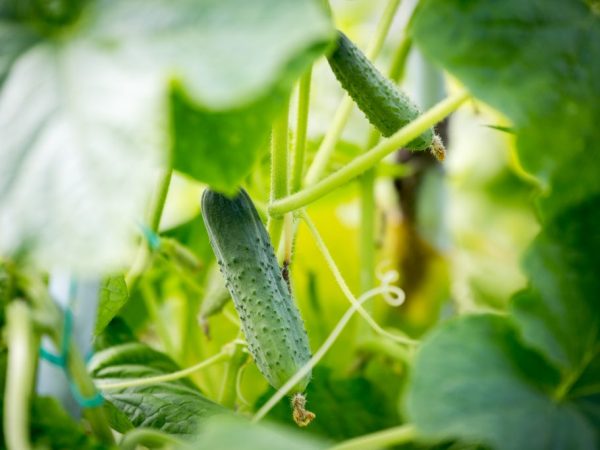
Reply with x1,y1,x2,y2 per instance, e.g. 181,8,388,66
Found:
201,188,314,426
327,31,445,159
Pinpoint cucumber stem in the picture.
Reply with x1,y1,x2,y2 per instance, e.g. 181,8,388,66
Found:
290,68,312,194
330,424,417,450
4,301,37,450
304,0,402,185
269,90,469,216
267,97,290,253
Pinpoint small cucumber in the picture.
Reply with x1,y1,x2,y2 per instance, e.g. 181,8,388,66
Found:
327,31,434,151
198,262,232,337
201,189,314,425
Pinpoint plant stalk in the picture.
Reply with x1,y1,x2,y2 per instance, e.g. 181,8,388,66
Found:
291,68,312,194
270,91,469,215
267,97,290,253
4,301,37,450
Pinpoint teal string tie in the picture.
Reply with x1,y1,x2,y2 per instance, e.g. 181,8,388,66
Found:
39,285,103,408
139,223,161,250
39,307,73,368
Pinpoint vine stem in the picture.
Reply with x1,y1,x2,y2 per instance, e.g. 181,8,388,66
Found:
304,0,402,185
267,97,290,253
330,424,417,450
252,284,405,423
302,211,416,346
125,168,172,289
97,349,229,391
290,68,312,194
270,90,469,216
4,301,37,450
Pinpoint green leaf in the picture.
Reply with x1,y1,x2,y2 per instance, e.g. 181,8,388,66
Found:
0,0,333,272
93,317,137,351
188,415,327,450
511,196,600,375
406,315,598,450
94,276,129,335
256,367,397,441
411,0,600,220
90,343,227,436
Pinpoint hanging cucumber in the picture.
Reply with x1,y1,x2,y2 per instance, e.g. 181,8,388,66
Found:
198,262,232,338
201,188,314,426
327,31,445,158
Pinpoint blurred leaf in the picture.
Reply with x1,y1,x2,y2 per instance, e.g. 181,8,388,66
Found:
169,0,333,194
30,396,116,450
0,20,38,86
256,367,397,441
90,342,228,436
412,0,600,220
95,276,129,335
187,415,327,450
0,0,333,272
406,315,597,450
511,196,600,375
93,317,136,351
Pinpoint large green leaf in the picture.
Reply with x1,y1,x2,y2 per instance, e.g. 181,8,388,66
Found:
90,343,228,437
411,0,600,220
406,315,598,450
511,196,600,375
0,0,333,272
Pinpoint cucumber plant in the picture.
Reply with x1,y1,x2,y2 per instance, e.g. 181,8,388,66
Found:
0,0,591,449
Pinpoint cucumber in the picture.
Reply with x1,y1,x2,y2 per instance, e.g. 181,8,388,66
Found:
327,31,434,150
198,262,232,337
201,189,314,425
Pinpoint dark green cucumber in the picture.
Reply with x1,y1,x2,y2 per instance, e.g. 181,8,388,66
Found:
201,189,312,398
327,31,434,150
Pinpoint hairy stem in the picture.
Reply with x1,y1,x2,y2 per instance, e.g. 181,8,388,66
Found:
267,97,290,253
4,301,37,450
331,424,417,450
304,0,402,185
270,90,469,215
97,350,229,391
290,68,312,194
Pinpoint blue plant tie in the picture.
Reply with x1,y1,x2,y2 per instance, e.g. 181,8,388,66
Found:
139,223,161,250
39,283,104,408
